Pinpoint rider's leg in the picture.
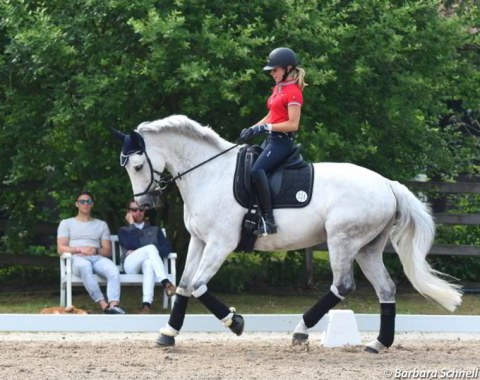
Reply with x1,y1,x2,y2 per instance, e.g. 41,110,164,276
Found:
251,169,277,235
250,135,293,236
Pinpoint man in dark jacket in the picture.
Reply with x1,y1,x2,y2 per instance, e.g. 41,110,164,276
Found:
118,199,176,313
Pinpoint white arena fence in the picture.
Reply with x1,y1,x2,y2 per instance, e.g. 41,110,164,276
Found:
0,313,479,333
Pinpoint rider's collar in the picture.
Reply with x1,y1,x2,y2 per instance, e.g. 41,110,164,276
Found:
277,79,298,88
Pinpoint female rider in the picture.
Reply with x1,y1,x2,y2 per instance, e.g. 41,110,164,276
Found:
240,47,307,236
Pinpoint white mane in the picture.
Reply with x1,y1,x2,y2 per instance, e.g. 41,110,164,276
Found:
136,115,233,151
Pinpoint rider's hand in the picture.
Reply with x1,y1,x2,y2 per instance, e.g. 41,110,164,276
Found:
239,128,252,141
256,123,272,131
239,124,270,142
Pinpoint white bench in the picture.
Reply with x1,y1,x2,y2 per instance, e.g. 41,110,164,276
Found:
59,231,177,310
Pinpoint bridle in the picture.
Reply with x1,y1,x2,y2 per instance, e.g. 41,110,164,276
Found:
121,138,243,199
121,149,167,198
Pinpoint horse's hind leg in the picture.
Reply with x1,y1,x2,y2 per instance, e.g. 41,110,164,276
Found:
293,239,357,345
355,227,396,353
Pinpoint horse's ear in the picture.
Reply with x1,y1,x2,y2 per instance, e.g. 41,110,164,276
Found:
109,127,126,141
130,131,145,150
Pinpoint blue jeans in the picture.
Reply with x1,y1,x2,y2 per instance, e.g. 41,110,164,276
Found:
72,255,121,304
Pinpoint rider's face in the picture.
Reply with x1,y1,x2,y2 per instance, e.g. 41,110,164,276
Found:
270,67,286,83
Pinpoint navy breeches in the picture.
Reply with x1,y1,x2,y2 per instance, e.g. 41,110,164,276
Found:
251,134,294,180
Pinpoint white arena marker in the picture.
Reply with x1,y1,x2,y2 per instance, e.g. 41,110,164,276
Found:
321,310,361,347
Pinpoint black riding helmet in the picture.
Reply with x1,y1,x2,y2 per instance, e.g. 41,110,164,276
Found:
263,47,298,71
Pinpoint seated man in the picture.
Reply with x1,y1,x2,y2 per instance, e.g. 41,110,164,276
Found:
57,191,125,314
118,199,176,314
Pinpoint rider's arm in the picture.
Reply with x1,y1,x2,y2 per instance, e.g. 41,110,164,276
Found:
269,104,301,133
254,112,271,126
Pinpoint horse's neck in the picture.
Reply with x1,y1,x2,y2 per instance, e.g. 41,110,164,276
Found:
153,132,223,172
150,132,236,205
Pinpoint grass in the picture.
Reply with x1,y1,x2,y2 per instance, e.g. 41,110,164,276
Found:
0,284,479,315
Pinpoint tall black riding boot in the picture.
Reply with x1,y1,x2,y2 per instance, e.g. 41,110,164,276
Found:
252,170,277,236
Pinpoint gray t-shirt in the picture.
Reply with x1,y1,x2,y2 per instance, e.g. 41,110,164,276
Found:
57,218,110,248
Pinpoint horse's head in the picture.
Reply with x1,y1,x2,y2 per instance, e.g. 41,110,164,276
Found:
111,128,166,209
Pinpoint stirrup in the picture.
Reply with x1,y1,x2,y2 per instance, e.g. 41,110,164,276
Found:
253,217,277,236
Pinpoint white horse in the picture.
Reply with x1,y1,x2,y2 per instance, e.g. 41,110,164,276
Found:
112,114,462,353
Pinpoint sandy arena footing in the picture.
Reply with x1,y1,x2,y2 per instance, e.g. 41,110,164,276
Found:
1,332,479,380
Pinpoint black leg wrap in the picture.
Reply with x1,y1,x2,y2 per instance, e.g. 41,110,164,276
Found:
197,290,231,320
303,290,342,328
377,303,396,348
167,294,189,332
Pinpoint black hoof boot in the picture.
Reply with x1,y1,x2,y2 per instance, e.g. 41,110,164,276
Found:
229,314,245,336
156,333,175,347
292,333,309,345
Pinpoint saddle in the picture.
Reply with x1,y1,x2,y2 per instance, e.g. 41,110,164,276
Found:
233,145,314,209
234,145,314,252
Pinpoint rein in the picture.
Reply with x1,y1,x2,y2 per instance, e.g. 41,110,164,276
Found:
136,138,246,197
164,142,242,185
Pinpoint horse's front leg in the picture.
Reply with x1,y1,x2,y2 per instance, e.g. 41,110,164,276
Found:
189,240,245,336
157,236,205,347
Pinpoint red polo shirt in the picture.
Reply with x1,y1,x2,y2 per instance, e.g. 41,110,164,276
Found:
265,80,303,124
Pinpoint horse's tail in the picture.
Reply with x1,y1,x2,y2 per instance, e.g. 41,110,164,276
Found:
389,181,462,312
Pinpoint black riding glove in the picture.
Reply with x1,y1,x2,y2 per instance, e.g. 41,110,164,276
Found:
239,124,269,142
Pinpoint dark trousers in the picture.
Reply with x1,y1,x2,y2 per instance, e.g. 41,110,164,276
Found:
251,134,294,216
251,134,294,175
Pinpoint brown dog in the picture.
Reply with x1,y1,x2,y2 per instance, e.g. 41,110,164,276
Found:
40,306,88,314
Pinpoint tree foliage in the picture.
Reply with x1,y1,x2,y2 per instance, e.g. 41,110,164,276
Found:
0,0,478,254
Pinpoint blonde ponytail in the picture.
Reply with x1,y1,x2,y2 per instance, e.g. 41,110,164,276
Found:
288,67,307,90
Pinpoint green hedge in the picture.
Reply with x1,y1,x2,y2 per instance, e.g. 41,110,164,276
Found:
0,265,58,289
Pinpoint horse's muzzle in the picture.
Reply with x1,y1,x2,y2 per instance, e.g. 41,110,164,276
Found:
135,192,160,210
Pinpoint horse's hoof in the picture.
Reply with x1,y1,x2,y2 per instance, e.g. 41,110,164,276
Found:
156,333,175,347
292,333,309,345
364,339,386,354
364,345,379,354
229,314,245,336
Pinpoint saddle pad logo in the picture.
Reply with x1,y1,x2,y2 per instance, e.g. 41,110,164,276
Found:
296,190,308,203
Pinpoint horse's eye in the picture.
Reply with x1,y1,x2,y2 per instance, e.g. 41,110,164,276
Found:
134,165,143,172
